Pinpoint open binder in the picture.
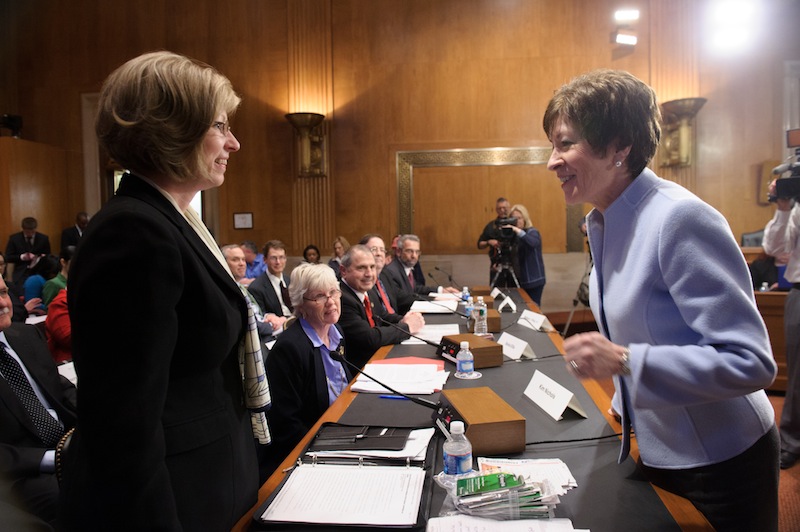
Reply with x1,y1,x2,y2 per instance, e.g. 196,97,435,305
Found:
252,423,440,530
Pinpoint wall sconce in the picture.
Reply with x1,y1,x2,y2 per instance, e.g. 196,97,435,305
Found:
612,8,639,46
660,98,707,167
285,112,326,177
614,29,638,45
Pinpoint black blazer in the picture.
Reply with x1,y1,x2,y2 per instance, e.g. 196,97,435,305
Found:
263,321,351,477
0,323,77,479
338,281,408,369
59,226,81,250
4,232,51,284
382,258,432,297
248,272,290,317
60,174,258,531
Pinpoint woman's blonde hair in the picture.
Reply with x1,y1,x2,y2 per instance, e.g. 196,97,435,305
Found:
509,204,533,229
95,51,241,183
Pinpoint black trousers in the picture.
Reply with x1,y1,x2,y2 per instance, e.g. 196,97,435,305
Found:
640,424,779,532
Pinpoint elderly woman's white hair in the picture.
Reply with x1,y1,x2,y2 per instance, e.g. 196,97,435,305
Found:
288,262,339,317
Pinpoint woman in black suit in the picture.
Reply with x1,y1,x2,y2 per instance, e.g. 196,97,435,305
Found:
263,263,351,478
60,51,266,531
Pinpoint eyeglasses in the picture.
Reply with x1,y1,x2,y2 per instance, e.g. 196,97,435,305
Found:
212,121,232,135
303,288,342,304
369,246,387,254
267,255,287,262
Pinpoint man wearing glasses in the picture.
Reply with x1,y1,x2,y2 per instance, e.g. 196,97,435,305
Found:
247,240,293,333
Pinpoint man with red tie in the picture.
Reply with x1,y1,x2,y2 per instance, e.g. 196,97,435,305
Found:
338,245,425,369
359,234,414,315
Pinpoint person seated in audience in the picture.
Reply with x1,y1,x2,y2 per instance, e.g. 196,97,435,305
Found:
221,244,278,342
262,263,350,479
0,277,77,529
23,256,59,315
327,235,350,278
42,246,75,310
248,240,293,333
302,244,322,264
338,245,425,369
358,233,413,314
382,234,459,313
5,217,51,286
0,252,41,323
239,240,266,286
45,289,71,364
60,212,89,249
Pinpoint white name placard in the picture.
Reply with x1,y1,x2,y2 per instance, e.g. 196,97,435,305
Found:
518,309,547,331
524,370,587,421
497,332,536,360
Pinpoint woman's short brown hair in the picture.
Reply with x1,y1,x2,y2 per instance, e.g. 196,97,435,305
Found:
95,50,241,183
542,69,661,178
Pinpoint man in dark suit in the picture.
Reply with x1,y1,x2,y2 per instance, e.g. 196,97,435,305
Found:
5,217,51,285
382,234,459,313
359,233,413,314
247,240,293,333
0,277,77,529
338,245,425,369
59,212,89,250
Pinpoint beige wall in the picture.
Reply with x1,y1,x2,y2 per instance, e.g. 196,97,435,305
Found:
1,0,798,254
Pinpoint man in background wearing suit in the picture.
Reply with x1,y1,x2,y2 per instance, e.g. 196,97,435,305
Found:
383,234,459,313
5,217,51,285
0,277,77,529
359,234,413,315
248,240,293,334
338,245,425,369
59,212,89,250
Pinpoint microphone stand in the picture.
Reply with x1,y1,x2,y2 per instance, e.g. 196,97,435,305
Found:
330,345,438,410
434,266,460,288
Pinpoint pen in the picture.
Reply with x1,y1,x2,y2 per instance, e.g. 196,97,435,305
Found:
379,394,410,400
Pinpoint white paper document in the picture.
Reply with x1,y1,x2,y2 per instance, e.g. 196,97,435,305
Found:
351,363,449,394
411,299,459,314
402,323,461,345
57,361,78,386
260,464,425,526
427,515,578,531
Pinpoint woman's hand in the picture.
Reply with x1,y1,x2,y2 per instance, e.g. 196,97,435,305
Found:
563,332,628,380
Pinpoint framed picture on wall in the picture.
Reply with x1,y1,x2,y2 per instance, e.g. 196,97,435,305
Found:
233,212,253,229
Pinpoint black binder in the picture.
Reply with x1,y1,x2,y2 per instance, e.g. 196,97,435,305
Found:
252,423,440,530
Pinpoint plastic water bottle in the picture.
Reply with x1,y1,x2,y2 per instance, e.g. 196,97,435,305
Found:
455,341,474,378
474,296,488,336
443,421,473,476
464,296,474,325
461,286,470,301
760,282,770,292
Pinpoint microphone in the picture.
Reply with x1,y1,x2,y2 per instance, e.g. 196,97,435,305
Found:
376,315,462,364
329,345,438,410
412,293,470,318
434,266,460,288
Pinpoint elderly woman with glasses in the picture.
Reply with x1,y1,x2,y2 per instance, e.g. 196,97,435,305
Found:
263,262,351,478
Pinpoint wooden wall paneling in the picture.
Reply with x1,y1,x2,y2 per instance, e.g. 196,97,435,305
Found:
0,138,69,250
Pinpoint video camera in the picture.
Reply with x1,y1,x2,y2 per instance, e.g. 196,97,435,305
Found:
494,217,519,240
769,128,800,202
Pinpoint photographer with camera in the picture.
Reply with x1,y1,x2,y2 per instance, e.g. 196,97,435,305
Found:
764,174,800,470
499,204,546,306
477,197,511,284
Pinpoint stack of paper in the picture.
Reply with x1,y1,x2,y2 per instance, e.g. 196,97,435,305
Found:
351,361,449,395
308,427,436,462
477,457,578,498
411,299,459,314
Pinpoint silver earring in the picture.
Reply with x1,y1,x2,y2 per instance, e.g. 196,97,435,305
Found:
615,161,622,168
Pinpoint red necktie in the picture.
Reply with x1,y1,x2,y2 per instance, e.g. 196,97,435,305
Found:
364,295,375,327
377,281,395,314
407,269,415,289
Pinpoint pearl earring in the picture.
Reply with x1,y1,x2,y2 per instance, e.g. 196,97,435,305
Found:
615,161,622,168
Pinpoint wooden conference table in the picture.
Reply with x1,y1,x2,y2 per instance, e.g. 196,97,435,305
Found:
233,290,711,532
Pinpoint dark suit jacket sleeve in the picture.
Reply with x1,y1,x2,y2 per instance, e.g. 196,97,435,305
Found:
338,284,409,368
0,324,77,478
